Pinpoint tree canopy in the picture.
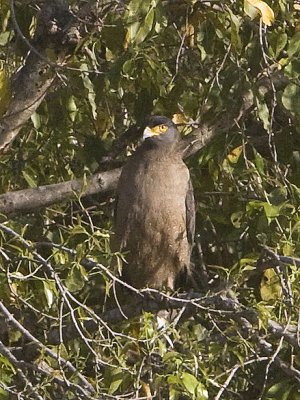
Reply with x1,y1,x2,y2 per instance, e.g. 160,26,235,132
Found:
1,0,300,399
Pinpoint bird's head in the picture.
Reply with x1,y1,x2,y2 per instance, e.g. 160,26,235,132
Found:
143,115,180,142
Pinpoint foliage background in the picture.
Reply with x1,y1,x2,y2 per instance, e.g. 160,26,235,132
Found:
1,0,300,399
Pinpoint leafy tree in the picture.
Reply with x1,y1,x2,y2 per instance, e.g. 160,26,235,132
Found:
1,0,300,399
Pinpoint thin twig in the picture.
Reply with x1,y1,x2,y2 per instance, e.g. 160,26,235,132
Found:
0,339,44,400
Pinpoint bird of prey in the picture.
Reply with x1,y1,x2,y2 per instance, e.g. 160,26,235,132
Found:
113,116,195,290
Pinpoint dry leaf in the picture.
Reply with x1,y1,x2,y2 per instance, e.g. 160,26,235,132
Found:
246,0,275,26
227,145,243,164
172,113,187,124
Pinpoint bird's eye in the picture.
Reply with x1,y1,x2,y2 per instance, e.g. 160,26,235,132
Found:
159,124,168,132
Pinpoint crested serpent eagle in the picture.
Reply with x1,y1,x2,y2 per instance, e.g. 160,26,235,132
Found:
113,116,195,290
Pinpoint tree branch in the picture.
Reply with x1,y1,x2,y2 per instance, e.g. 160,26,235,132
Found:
0,300,95,395
0,0,83,152
0,168,121,215
0,339,44,400
2,227,300,387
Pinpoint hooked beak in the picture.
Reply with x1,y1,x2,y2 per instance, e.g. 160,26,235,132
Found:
142,126,160,140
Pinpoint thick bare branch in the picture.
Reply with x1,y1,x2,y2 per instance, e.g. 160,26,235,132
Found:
0,0,83,152
0,55,55,152
0,168,121,215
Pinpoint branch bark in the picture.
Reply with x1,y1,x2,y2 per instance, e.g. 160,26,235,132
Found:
0,119,218,215
0,299,95,395
0,168,121,215
2,225,300,388
46,281,300,387
0,0,84,152
0,339,44,400
0,54,55,152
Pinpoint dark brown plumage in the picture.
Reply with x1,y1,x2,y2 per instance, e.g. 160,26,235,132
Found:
113,116,195,289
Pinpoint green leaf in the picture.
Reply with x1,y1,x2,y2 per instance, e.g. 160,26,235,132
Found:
66,96,77,122
43,280,56,308
127,0,151,15
256,97,270,130
283,59,300,78
290,183,300,203
0,31,10,46
0,69,10,116
30,112,41,129
282,83,300,115
244,0,259,20
164,351,182,363
134,7,155,44
181,373,208,400
263,202,281,219
167,375,180,385
22,170,37,188
169,386,178,400
231,211,244,228
264,379,293,399
0,354,15,373
70,225,88,236
126,21,140,43
260,269,282,301
228,10,242,53
246,200,265,212
181,372,199,395
108,370,123,394
122,59,135,76
287,31,300,57
196,383,209,400
80,64,97,119
254,151,265,175
268,187,287,205
65,264,86,292
268,31,287,58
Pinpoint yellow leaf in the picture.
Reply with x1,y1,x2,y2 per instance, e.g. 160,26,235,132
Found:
246,0,275,26
227,145,243,164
